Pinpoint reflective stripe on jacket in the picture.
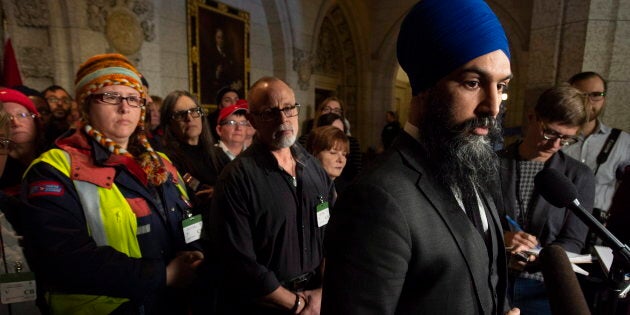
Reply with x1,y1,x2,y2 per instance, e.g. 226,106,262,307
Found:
29,148,188,314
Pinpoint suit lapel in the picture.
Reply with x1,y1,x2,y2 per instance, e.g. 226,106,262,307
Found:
481,189,508,307
395,133,492,314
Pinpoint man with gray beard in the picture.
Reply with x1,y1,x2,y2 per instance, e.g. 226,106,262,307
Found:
207,77,333,314
321,0,519,314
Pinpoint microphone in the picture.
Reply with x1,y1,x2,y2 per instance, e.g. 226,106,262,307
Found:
539,245,590,315
534,168,630,268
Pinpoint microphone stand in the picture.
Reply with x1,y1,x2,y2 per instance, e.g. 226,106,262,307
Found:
534,169,630,314
564,200,630,314
598,252,630,315
576,202,630,314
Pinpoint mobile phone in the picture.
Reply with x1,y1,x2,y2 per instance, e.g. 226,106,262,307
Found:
513,251,530,262
183,173,201,192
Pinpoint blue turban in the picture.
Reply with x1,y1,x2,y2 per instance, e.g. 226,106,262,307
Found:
397,0,510,94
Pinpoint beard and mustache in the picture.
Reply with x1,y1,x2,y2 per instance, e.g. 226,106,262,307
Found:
419,87,502,199
271,123,296,149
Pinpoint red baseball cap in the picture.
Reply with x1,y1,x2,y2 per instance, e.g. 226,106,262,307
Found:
0,88,39,115
218,101,249,124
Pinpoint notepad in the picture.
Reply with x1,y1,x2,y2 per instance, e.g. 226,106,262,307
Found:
523,247,592,276
593,245,614,275
524,247,592,264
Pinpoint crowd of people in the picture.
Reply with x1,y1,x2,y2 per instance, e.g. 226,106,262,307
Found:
0,0,628,314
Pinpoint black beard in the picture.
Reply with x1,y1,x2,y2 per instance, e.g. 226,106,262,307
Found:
419,88,502,198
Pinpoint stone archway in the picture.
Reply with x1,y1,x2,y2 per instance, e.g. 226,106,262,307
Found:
313,5,359,135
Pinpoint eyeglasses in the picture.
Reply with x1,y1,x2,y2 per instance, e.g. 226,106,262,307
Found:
8,112,38,121
540,123,579,146
220,120,250,127
321,106,343,115
92,92,145,108
251,103,301,121
584,91,606,102
0,137,13,152
46,97,72,105
172,107,204,121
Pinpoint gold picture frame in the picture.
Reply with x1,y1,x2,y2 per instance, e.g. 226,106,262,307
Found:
188,0,250,110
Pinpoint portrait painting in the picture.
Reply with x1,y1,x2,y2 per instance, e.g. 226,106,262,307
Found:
188,0,250,108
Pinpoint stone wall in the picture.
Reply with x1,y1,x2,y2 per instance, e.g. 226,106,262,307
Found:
3,0,628,150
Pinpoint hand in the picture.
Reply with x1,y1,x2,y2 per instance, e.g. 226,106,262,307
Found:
506,307,520,315
299,288,322,315
195,186,214,199
166,250,204,288
505,231,539,253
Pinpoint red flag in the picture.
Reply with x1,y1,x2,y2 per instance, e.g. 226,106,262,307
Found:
2,38,23,87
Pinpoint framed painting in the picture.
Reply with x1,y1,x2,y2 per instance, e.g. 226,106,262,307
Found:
188,0,250,109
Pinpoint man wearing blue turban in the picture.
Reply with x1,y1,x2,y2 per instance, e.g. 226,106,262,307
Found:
322,0,519,314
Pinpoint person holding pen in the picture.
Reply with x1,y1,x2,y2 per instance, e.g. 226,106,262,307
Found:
505,215,542,250
495,85,595,315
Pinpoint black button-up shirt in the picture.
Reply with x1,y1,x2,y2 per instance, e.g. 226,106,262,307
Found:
207,139,333,309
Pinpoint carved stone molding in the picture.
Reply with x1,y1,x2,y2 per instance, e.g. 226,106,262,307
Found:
293,48,314,90
315,18,342,76
13,0,50,28
105,7,144,55
87,0,155,45
313,5,359,124
20,47,53,78
132,0,156,42
87,0,112,32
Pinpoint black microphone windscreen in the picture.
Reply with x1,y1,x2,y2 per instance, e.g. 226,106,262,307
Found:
534,168,578,208
617,161,630,180
539,245,590,315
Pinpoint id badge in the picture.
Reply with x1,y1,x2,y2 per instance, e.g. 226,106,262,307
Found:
316,202,330,227
0,272,36,304
182,214,203,244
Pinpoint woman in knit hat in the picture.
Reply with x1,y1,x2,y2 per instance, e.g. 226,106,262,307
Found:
20,53,204,314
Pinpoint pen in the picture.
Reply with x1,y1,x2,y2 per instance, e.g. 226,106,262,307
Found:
505,215,523,232
505,215,541,249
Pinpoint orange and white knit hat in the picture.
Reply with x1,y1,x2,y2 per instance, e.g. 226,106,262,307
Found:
74,53,145,106
74,53,167,186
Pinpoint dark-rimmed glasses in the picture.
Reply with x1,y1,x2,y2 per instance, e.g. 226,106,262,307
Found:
585,91,606,102
220,120,250,127
321,106,343,115
251,103,301,121
92,92,145,108
540,122,579,146
46,97,73,105
172,107,204,121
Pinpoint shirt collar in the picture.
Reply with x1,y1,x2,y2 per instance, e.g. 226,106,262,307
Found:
594,119,610,135
217,140,237,160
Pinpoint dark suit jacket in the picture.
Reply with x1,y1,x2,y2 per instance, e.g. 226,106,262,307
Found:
607,167,630,244
321,132,508,314
496,142,595,254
